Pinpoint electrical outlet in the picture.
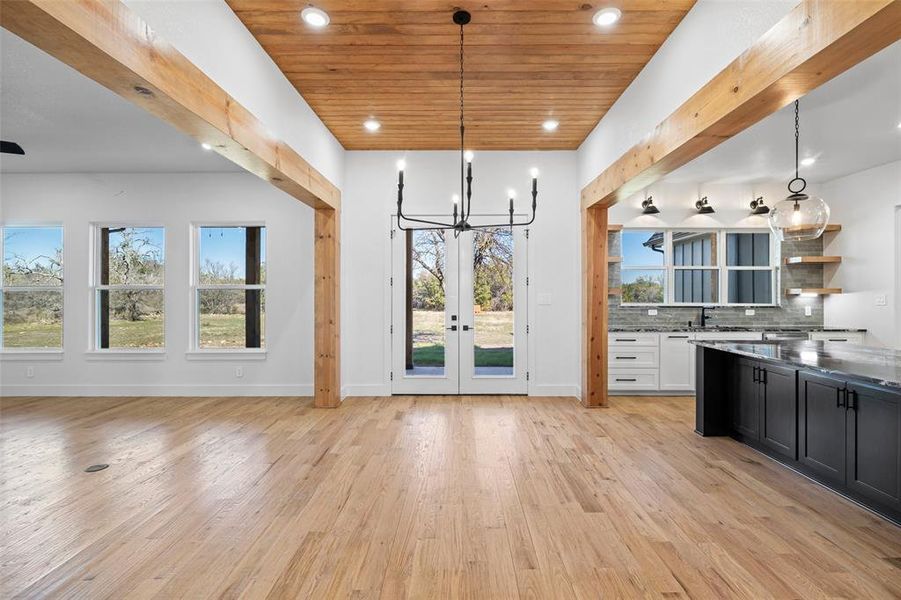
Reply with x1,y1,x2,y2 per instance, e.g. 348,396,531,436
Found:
26,366,34,378
876,294,887,306
235,366,244,378
647,309,658,316
804,306,813,317
745,309,755,316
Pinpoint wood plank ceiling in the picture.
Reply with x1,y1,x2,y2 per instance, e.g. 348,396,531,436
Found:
227,1,696,150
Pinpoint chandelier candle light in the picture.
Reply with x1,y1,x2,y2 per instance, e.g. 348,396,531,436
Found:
768,99,830,242
396,10,538,236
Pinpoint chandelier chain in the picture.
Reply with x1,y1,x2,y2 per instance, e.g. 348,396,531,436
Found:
794,99,800,180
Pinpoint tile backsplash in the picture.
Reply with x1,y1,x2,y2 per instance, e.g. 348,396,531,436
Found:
609,231,825,329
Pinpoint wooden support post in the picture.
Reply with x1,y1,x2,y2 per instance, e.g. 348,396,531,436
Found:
314,207,340,408
245,226,262,349
582,205,609,408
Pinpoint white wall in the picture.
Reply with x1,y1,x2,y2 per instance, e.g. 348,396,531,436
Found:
577,0,797,188
124,0,345,189
0,172,314,396
341,151,581,397
821,160,901,348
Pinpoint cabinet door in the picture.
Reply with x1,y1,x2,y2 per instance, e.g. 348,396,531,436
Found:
798,372,846,485
732,358,760,440
659,333,694,391
759,364,797,460
846,383,901,511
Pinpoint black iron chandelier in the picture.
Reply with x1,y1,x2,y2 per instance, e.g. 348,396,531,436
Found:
396,10,538,236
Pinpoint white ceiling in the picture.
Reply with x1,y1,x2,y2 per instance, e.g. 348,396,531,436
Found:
664,41,901,185
0,29,239,173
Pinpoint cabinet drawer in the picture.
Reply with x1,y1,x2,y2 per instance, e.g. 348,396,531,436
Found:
608,348,658,369
809,332,866,344
609,370,659,391
608,332,659,347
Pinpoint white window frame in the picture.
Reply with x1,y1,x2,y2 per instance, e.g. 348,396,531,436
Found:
89,223,166,353
189,222,267,355
620,227,780,307
0,223,65,352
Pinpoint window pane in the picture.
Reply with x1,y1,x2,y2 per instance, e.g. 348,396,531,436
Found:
199,226,267,285
198,289,266,348
473,228,513,376
2,290,63,348
674,269,718,303
672,232,716,266
407,230,445,375
106,227,165,285
3,227,63,286
727,233,770,266
105,289,164,348
622,269,665,303
622,231,664,267
728,270,773,303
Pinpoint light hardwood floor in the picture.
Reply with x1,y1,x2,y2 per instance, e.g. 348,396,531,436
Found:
2,395,899,599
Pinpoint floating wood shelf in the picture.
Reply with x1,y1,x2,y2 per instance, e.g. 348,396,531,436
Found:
784,256,842,265
786,288,843,296
782,223,842,235
609,287,622,296
608,256,623,263
608,224,623,232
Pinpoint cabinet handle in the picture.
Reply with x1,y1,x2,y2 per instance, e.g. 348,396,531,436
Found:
837,388,846,408
616,378,637,382
752,366,759,383
847,389,857,411
616,338,637,342
828,338,848,342
615,356,637,360
761,369,767,385
668,335,689,339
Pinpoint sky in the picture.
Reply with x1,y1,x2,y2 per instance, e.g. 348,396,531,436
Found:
200,226,267,279
622,231,664,266
3,227,63,269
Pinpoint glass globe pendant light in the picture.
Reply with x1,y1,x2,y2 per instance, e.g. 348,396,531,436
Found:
768,99,830,242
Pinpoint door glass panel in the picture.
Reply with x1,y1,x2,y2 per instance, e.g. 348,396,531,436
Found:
472,228,514,376
407,230,446,376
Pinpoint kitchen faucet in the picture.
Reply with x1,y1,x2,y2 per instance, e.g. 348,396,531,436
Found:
700,306,717,328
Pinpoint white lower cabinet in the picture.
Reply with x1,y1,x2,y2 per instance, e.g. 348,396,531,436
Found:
809,331,866,344
609,332,659,393
659,333,695,392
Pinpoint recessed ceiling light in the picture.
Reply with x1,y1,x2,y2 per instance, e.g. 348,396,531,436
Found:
593,7,622,27
301,6,330,28
801,157,816,166
363,119,381,132
397,159,406,171
530,167,539,178
201,143,212,151
542,119,559,132
464,150,475,162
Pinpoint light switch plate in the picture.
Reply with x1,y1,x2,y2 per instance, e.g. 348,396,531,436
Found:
26,366,34,378
876,294,887,306
537,293,552,306
647,309,658,316
235,367,244,378
745,309,755,316
805,306,813,317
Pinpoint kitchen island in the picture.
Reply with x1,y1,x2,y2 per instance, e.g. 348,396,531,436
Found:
693,339,901,524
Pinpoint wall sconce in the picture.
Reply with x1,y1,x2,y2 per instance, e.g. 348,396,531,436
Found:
695,196,715,214
641,195,660,214
750,196,770,215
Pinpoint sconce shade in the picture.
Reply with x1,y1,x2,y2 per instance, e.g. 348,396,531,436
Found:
695,196,714,214
641,197,660,215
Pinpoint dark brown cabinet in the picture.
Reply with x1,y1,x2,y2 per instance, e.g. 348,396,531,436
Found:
799,372,847,485
732,358,760,440
731,359,796,460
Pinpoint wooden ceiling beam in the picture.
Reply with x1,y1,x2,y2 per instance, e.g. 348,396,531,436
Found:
0,0,339,210
581,0,901,209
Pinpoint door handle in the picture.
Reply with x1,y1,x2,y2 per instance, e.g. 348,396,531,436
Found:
447,325,458,331
462,325,472,331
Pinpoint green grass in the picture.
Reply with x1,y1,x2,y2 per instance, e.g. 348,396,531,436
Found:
2,314,255,348
411,310,513,367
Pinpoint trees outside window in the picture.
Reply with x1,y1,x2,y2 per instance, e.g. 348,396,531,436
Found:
95,226,165,349
1,226,64,349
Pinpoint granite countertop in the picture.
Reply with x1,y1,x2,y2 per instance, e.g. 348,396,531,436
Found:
691,339,901,389
609,326,867,333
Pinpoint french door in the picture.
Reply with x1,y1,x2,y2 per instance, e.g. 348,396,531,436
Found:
390,220,528,395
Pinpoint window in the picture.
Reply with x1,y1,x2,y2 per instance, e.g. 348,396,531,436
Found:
94,226,165,349
673,231,718,303
195,226,266,349
618,229,777,306
1,226,64,349
621,230,665,304
726,232,774,304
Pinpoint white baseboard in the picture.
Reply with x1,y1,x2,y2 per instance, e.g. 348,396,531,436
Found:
341,383,391,398
0,383,313,397
528,384,581,398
